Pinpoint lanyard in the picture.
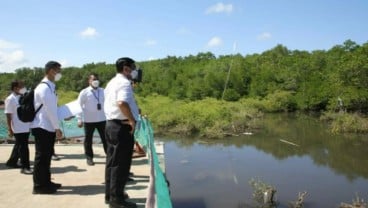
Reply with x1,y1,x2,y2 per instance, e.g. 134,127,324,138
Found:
91,89,100,103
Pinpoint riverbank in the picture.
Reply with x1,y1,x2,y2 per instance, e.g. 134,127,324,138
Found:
135,95,368,138
321,111,368,134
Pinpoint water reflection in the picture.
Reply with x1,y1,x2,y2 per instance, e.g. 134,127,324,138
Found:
162,113,368,207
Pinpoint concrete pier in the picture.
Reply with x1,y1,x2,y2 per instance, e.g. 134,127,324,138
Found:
0,144,151,208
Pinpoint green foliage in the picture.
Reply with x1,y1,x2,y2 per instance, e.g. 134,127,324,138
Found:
0,73,15,100
321,112,368,134
238,97,263,107
1,39,368,115
263,90,297,112
57,90,79,105
136,95,262,138
222,88,241,101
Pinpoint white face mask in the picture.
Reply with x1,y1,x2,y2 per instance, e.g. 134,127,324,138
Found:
18,87,27,95
130,70,138,80
91,80,100,88
54,73,62,81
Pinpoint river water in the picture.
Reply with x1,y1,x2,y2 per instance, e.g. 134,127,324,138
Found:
162,113,368,208
1,110,368,207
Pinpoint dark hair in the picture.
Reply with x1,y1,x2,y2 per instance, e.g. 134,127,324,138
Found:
115,57,135,73
89,73,99,79
45,61,61,73
10,80,22,91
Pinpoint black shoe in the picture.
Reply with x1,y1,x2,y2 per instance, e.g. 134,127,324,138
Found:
105,192,129,204
87,159,95,166
109,200,137,208
52,154,61,161
129,172,134,177
32,187,57,194
20,168,33,175
127,177,134,182
49,181,62,189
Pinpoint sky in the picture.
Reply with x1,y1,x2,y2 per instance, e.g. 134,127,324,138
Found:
1,0,368,73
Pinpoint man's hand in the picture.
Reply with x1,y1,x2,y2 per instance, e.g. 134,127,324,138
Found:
55,129,63,140
77,121,83,128
7,129,13,138
128,120,136,134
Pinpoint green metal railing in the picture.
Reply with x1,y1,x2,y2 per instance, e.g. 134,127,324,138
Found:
134,116,172,208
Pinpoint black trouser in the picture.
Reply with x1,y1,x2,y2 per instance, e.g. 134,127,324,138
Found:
105,120,134,202
84,121,107,160
6,132,30,169
31,128,55,188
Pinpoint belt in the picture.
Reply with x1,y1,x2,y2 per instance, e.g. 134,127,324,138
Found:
110,119,130,125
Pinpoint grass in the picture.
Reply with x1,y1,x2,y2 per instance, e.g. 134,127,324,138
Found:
320,112,368,134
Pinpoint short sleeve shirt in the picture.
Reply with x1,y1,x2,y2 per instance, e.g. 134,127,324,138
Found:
104,74,139,121
4,93,30,133
77,86,106,122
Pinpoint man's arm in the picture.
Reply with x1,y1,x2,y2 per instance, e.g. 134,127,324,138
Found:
76,90,86,127
4,98,14,138
40,85,62,139
118,101,136,134
5,113,13,137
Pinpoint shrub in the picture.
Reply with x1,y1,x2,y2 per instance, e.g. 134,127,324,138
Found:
321,112,368,133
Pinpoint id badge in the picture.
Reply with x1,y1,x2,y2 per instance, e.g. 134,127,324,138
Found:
97,103,101,110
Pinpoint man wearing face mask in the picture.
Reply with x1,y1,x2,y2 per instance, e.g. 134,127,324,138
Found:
76,73,107,166
104,57,139,208
30,61,63,194
4,80,33,174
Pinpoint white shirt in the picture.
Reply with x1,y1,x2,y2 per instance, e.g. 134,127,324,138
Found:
30,78,60,132
4,92,30,133
77,86,106,123
104,74,139,121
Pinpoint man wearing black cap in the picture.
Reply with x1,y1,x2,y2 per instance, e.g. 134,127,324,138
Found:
30,61,63,194
104,57,139,208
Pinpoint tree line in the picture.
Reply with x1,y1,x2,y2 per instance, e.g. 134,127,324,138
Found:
1,39,367,114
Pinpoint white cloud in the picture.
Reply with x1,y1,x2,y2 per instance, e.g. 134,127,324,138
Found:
145,39,157,46
257,32,272,40
0,39,21,49
205,3,233,14
80,27,98,38
0,39,27,72
207,36,223,48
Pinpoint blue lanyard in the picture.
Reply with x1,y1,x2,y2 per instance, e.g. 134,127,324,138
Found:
91,89,99,103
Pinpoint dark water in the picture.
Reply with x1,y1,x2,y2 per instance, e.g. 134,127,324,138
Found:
161,113,368,208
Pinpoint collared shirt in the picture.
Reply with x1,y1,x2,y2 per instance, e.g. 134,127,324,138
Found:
77,86,106,123
4,92,30,133
104,73,139,121
30,78,59,132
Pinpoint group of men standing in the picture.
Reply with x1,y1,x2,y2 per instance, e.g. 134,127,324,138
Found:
4,57,140,208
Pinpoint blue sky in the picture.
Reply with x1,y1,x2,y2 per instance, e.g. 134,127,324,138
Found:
1,0,367,73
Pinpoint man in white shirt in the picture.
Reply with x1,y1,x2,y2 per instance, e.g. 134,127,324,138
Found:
77,73,107,166
31,61,63,194
104,57,139,208
4,80,32,174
